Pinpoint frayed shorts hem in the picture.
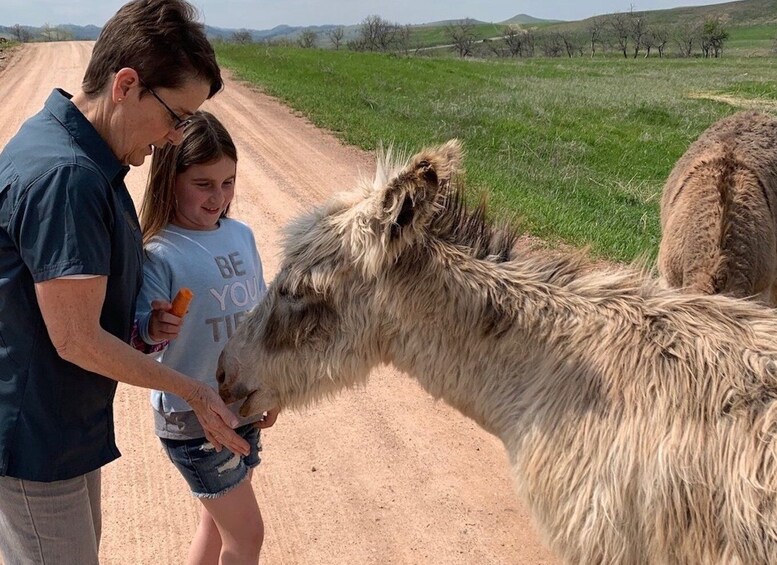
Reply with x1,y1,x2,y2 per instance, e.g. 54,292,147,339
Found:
190,460,259,499
160,423,262,499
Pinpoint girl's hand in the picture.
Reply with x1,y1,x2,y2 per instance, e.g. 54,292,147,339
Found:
148,298,184,342
255,407,280,429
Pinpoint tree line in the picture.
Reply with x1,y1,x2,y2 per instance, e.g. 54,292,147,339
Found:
7,23,73,42
470,13,731,59
7,11,768,59
235,12,740,60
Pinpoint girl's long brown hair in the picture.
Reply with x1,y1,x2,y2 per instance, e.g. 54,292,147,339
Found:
139,110,237,244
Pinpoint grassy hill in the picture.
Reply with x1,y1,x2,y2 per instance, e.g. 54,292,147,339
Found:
216,42,777,263
3,1,773,262
202,2,777,263
503,14,563,25
525,0,775,55
4,0,771,51
507,0,774,32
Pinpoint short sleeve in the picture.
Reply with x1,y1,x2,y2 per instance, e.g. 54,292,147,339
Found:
136,245,173,344
8,165,113,282
247,226,267,295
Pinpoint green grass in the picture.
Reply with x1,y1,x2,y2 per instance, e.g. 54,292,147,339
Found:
408,23,504,48
216,44,777,263
722,80,777,100
726,24,775,53
728,24,776,42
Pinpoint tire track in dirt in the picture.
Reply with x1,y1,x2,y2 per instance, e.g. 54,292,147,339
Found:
0,42,557,565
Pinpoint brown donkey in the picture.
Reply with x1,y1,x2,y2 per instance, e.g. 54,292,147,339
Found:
219,139,777,564
658,110,777,304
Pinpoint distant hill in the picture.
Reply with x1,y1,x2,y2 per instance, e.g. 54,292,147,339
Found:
542,0,776,33
631,0,775,27
58,24,102,40
502,14,563,25
204,23,353,43
0,23,102,41
0,0,773,45
414,18,490,28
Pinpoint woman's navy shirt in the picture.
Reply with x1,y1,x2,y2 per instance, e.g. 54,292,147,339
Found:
0,89,144,481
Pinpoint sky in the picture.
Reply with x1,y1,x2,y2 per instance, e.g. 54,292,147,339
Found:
3,0,738,30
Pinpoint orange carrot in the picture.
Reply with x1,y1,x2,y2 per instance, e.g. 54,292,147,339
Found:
170,288,194,318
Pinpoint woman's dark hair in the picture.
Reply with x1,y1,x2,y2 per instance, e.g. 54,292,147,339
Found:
82,0,222,98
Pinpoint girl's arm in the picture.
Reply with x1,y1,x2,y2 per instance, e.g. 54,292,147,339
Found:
34,276,250,456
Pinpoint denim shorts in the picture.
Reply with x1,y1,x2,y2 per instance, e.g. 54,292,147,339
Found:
160,424,262,499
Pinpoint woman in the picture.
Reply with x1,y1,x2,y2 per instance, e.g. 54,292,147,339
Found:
0,1,248,563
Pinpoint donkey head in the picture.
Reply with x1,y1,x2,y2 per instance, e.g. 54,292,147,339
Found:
217,139,464,418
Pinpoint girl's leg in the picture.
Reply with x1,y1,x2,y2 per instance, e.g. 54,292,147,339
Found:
186,505,222,565
199,471,263,565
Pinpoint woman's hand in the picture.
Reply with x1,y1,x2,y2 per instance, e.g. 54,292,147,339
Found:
148,298,183,342
184,381,250,456
34,277,249,457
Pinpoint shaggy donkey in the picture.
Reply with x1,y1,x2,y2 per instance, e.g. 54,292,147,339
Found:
658,111,777,304
219,140,777,564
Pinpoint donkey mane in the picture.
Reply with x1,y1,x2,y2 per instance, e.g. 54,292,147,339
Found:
375,142,605,291
428,190,517,263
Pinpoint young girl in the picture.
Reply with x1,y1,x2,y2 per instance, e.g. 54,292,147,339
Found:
135,111,277,564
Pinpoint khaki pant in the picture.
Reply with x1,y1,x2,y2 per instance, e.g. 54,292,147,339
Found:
0,469,101,565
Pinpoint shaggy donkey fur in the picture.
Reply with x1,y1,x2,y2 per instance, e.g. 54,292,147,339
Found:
658,110,777,304
219,139,777,564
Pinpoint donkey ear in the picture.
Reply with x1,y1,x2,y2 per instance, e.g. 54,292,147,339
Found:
378,139,463,240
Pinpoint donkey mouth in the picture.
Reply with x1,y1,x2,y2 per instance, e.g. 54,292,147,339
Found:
238,389,265,418
219,382,253,404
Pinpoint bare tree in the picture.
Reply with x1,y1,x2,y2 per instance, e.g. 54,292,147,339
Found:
537,31,564,57
558,31,585,58
328,26,344,50
522,28,536,57
395,24,412,54
641,28,657,57
700,18,728,58
39,24,71,42
673,21,700,57
351,15,403,52
607,13,630,58
446,19,476,58
586,17,606,57
298,29,317,48
652,26,669,58
502,25,523,57
490,27,532,58
231,29,252,44
11,24,31,43
629,11,646,58
485,38,509,58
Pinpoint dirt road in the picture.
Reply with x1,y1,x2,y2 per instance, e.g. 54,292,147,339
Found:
0,42,556,564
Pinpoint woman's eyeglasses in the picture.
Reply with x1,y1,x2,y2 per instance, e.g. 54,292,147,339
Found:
138,78,192,130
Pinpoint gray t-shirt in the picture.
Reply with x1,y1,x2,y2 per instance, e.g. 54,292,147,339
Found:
136,218,267,439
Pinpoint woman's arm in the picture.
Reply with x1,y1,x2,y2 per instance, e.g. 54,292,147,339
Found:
34,276,249,456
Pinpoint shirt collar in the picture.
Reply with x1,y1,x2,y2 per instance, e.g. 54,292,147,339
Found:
44,88,130,187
